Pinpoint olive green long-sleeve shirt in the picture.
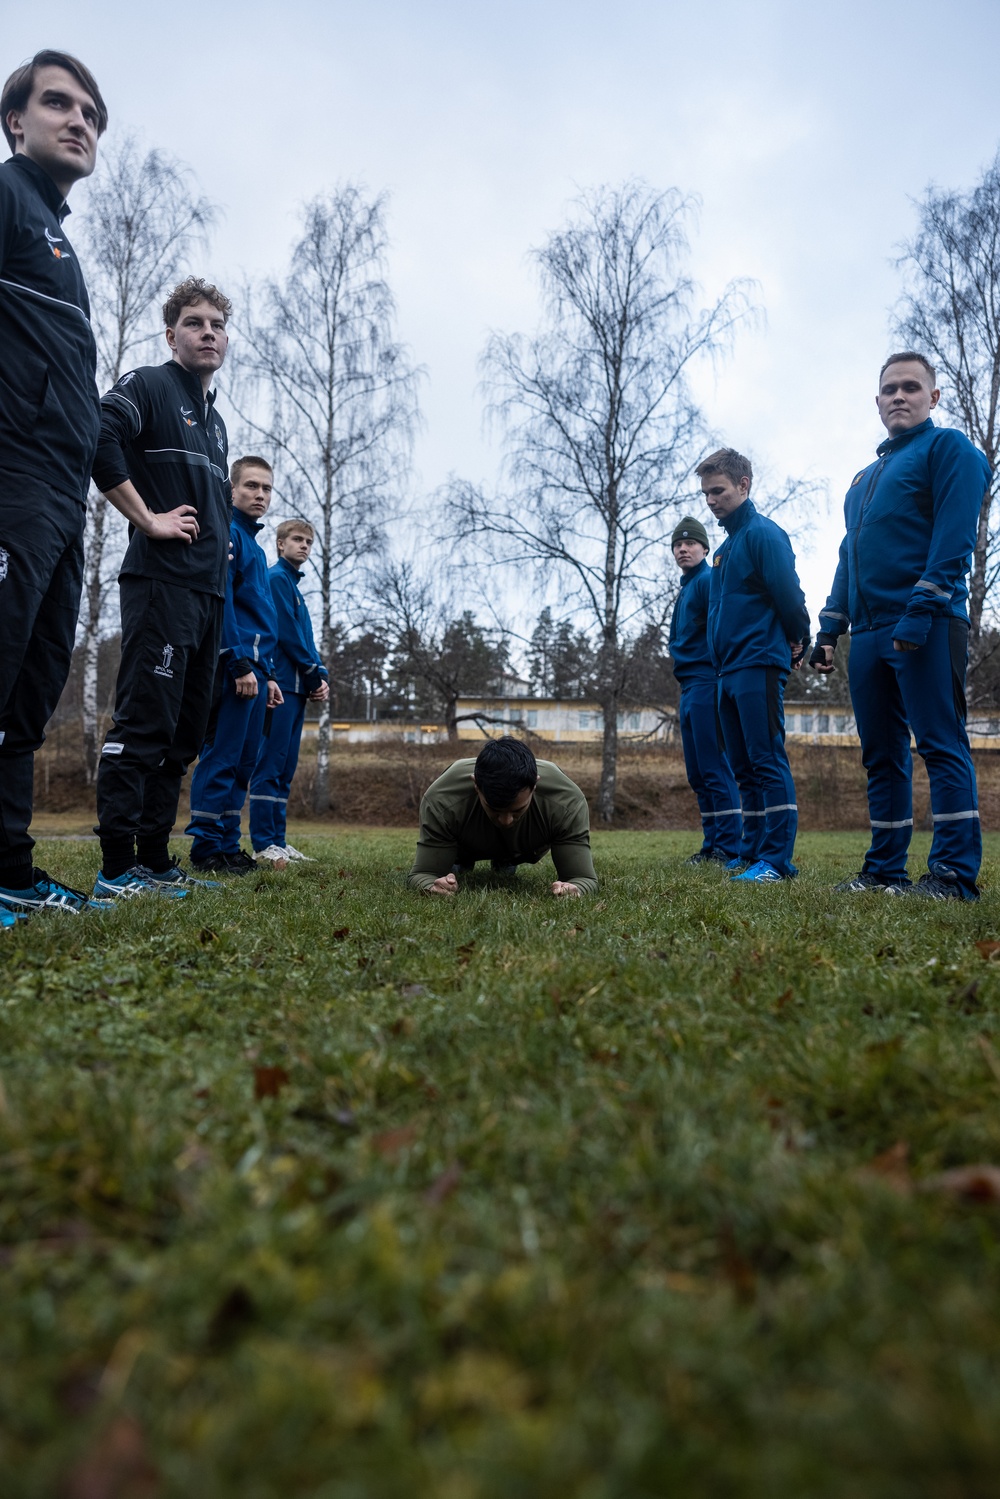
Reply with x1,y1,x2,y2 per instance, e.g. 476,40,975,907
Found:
407,758,598,894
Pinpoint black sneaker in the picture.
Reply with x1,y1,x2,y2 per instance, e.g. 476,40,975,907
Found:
834,871,910,895
907,873,976,902
224,850,258,875
190,852,236,875
686,850,730,866
490,861,518,876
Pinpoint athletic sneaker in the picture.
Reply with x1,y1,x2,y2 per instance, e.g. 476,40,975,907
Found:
490,861,518,876
0,868,109,915
143,857,222,890
93,866,189,901
905,873,976,902
226,850,258,875
731,859,784,883
1,908,28,929
834,871,909,895
254,845,289,870
281,843,315,862
685,850,729,866
725,858,749,872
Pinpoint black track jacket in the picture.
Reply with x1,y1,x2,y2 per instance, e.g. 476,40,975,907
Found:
93,361,231,598
0,153,100,504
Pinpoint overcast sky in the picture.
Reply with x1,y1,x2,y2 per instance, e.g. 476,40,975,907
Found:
6,0,1000,624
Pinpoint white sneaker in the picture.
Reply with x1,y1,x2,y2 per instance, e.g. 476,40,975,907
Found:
281,843,316,862
254,845,289,870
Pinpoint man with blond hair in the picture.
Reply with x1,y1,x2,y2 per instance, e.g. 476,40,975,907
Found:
91,277,234,898
0,50,109,921
249,516,329,865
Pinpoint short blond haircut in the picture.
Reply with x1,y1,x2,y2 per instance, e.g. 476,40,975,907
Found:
276,518,314,544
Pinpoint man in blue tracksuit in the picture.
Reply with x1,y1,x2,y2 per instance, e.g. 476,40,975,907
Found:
700,448,810,882
248,517,329,863
811,352,991,900
186,457,283,872
667,514,742,864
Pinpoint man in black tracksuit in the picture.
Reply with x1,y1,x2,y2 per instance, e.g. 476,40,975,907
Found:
91,277,233,897
0,51,109,921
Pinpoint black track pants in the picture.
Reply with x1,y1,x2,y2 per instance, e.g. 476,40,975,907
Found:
96,577,223,847
0,479,85,864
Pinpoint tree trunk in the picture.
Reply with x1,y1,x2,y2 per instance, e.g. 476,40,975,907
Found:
80,492,108,783
969,483,994,639
313,700,331,813
446,694,459,741
596,698,618,822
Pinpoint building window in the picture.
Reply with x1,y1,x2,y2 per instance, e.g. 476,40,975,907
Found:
801,714,813,734
527,710,538,727
834,716,847,734
578,713,590,729
817,714,829,734
629,713,641,730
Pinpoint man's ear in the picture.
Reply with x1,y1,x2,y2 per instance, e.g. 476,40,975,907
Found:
930,387,941,409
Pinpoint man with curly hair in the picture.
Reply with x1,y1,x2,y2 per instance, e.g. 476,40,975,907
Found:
91,277,234,897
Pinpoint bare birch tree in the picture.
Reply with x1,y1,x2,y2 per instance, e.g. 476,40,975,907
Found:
448,181,756,820
894,152,1000,639
76,136,214,778
235,187,419,810
371,562,509,738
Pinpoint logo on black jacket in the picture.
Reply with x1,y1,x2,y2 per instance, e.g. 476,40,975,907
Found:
180,405,197,428
154,643,176,679
214,424,224,452
44,227,70,261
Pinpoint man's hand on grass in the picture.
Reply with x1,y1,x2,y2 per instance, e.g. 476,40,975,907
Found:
428,873,458,896
552,881,581,898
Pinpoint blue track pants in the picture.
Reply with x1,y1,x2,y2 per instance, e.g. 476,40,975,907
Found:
849,619,980,897
717,666,797,875
249,691,307,851
185,670,268,858
678,676,742,857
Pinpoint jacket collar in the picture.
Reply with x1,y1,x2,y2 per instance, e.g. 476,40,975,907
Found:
720,497,756,536
277,555,304,580
233,507,265,536
876,416,934,458
9,152,70,221
163,358,217,411
680,557,710,587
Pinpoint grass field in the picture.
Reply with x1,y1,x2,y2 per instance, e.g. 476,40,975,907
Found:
3,829,1000,1498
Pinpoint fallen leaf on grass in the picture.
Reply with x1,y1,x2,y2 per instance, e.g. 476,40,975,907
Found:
775,987,795,1011
64,1413,158,1499
402,983,427,998
565,925,584,937
456,941,476,964
425,1160,462,1205
198,928,217,945
390,1016,414,1037
974,940,1000,960
372,1122,418,1158
857,1140,912,1195
719,1223,756,1300
338,869,354,879
254,1065,289,1100
330,927,350,941
919,1164,1000,1203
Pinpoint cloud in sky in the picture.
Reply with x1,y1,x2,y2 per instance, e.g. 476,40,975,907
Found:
7,0,1000,615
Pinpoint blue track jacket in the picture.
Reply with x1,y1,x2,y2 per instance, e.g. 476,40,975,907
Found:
223,509,278,679
269,557,327,695
818,418,991,648
708,500,810,675
669,560,715,681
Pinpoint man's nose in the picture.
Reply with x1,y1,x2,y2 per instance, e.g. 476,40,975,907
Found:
497,812,514,826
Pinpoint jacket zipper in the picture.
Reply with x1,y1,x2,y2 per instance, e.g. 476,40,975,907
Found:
852,456,887,629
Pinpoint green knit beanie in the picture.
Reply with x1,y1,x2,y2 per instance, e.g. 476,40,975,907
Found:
671,515,710,550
